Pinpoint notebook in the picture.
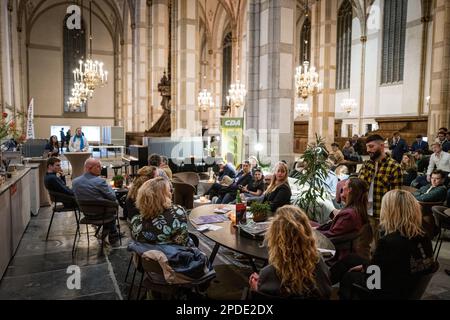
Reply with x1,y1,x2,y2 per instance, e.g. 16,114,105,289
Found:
192,214,228,225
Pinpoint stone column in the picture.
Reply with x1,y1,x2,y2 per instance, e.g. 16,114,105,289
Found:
427,0,450,139
172,0,201,137
131,1,150,132
246,0,296,166
150,0,169,126
308,0,337,146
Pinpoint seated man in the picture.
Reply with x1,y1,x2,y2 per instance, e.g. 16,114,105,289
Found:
216,161,253,204
44,157,74,206
413,170,447,203
72,158,122,242
204,159,237,197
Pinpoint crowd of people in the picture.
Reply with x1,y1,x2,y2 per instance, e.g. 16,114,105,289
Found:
41,128,449,300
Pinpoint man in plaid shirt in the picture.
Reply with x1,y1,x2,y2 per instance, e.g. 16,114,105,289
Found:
358,134,402,251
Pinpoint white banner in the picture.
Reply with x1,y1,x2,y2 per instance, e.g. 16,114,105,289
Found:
26,98,35,139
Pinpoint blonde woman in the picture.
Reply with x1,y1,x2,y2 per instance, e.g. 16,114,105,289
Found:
248,205,332,299
262,162,292,212
123,166,157,220
333,189,435,299
130,177,190,246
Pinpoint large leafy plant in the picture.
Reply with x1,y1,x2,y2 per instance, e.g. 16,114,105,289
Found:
293,134,329,221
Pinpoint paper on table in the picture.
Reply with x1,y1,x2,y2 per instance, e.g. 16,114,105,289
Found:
195,224,223,232
318,248,336,256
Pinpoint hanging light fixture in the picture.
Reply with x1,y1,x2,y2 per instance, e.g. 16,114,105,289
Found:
198,88,214,111
294,0,322,102
226,28,246,109
341,98,357,114
296,102,310,117
72,0,108,92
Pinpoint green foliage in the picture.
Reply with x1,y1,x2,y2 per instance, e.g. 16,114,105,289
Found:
293,134,330,221
112,174,124,182
249,201,271,215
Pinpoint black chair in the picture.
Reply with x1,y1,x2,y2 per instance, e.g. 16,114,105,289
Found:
172,181,195,210
432,206,450,260
350,262,439,300
46,190,80,242
75,199,122,254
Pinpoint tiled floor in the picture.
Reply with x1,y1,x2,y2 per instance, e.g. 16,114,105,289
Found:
0,205,449,300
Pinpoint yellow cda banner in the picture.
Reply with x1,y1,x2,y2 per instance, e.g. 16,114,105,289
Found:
220,117,243,166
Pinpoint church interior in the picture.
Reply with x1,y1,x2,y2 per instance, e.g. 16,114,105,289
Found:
0,0,449,302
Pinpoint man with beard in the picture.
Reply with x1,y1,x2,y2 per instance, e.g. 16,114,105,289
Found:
358,134,402,252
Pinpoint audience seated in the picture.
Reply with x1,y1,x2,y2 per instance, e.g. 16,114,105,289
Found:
204,158,237,198
400,154,418,186
248,155,261,175
318,178,371,260
216,161,253,204
331,189,435,299
72,158,122,242
413,150,430,173
413,170,447,203
329,143,345,165
248,205,332,299
160,156,173,180
342,140,355,161
437,131,450,152
148,153,170,181
130,177,192,246
44,157,73,196
124,166,157,220
410,135,429,153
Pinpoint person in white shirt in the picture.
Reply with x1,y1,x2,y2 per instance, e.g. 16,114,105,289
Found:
426,142,450,185
69,127,89,152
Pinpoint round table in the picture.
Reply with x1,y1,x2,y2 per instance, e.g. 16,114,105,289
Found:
189,204,335,271
64,152,92,180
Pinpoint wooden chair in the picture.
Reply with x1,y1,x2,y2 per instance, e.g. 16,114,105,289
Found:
172,181,195,210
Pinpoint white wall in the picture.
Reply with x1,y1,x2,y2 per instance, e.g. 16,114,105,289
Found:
336,0,424,135
28,4,115,138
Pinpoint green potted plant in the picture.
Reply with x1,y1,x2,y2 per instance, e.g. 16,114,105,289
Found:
293,134,330,222
112,174,124,188
250,202,271,222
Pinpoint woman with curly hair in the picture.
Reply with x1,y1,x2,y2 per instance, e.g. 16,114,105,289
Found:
131,177,191,246
123,166,157,220
248,205,332,299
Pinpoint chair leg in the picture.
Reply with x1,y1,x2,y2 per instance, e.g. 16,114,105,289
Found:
127,267,138,300
136,272,144,300
116,215,122,246
72,224,79,257
433,228,442,256
86,224,90,246
46,209,56,241
124,255,133,283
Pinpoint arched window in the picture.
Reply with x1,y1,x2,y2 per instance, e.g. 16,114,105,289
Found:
381,0,408,84
300,17,311,63
222,32,232,114
63,14,86,113
336,0,352,90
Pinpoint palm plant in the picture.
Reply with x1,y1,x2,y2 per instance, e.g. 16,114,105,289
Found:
293,134,330,221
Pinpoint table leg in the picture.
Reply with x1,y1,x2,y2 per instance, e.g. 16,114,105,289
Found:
209,243,220,266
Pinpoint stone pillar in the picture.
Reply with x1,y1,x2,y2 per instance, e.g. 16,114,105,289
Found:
172,0,201,137
308,0,337,146
131,2,150,132
150,0,169,126
427,0,450,139
246,0,296,165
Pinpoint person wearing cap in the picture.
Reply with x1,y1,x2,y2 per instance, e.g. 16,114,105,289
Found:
358,134,402,252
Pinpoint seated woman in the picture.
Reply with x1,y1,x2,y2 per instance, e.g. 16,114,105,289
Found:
241,168,265,200
259,162,292,213
331,189,435,299
248,205,332,299
317,178,371,260
45,135,60,157
400,153,418,186
131,177,191,246
342,140,355,161
124,166,157,220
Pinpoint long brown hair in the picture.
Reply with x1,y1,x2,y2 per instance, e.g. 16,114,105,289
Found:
265,162,289,194
266,205,319,296
344,178,369,225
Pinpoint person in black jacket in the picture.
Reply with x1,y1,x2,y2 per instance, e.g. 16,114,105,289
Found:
217,161,253,204
389,132,408,163
44,157,74,206
262,162,292,213
331,189,435,300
